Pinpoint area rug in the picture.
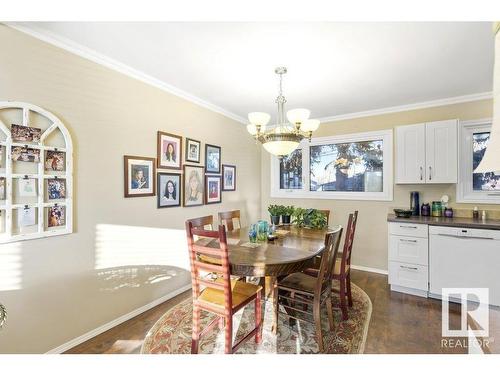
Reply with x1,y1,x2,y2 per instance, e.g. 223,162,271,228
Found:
141,281,372,354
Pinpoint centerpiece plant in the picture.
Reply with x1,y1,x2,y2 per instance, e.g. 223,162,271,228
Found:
292,207,328,229
268,204,283,225
281,205,295,224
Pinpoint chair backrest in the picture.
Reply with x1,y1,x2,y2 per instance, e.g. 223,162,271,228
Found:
218,210,241,231
185,221,232,311
339,211,359,273
318,210,330,225
315,226,343,296
186,215,214,230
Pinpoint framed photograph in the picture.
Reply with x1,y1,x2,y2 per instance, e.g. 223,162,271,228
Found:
157,172,181,208
0,177,5,200
45,150,65,172
157,131,182,170
183,165,204,207
47,178,66,200
205,144,221,174
48,205,65,227
11,146,40,163
18,178,37,197
124,155,156,198
11,124,42,143
222,164,236,191
185,138,201,163
205,175,222,205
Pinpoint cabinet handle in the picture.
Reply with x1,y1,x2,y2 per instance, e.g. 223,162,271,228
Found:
400,225,417,229
420,166,423,181
429,166,432,181
400,239,417,243
400,265,418,271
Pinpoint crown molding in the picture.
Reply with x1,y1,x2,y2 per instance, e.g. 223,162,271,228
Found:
4,22,247,124
318,92,493,124
4,23,493,127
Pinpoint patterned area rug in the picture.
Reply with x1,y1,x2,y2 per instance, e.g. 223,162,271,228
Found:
141,281,372,354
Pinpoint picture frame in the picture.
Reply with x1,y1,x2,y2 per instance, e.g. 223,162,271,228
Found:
222,164,236,191
157,131,182,170
183,165,205,207
157,172,181,208
47,178,66,200
205,175,222,205
205,144,221,174
185,138,201,163
124,155,156,198
45,150,66,172
11,124,42,143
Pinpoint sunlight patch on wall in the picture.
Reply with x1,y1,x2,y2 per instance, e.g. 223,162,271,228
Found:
0,243,22,291
94,224,189,270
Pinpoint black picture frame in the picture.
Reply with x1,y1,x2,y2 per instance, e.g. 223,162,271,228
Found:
157,172,182,208
205,175,222,204
205,144,221,174
222,164,236,191
185,138,201,163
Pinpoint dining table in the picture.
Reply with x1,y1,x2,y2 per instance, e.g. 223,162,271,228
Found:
197,224,328,300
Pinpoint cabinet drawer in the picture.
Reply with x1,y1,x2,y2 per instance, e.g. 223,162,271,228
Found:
389,235,428,265
389,261,428,291
389,222,428,238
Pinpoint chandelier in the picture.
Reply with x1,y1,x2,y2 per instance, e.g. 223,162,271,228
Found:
247,67,320,156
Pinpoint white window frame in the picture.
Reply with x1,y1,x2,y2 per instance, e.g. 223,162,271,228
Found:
270,129,393,201
457,118,500,204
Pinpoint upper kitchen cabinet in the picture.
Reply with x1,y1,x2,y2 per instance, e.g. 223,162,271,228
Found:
396,119,458,184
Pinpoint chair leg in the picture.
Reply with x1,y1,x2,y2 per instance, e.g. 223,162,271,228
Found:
191,305,201,354
339,278,349,321
346,273,353,307
313,300,324,353
326,295,335,331
273,283,279,334
255,291,262,344
224,315,233,354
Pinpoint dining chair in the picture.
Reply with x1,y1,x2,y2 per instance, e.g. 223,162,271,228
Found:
304,211,359,321
218,210,241,231
318,209,330,225
274,226,343,352
186,221,262,354
186,215,214,230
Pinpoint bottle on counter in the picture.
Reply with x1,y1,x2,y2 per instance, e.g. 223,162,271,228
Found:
431,201,443,217
444,207,454,218
482,210,487,221
473,207,479,220
421,203,431,216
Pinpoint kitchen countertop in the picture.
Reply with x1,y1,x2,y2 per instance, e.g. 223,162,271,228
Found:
387,214,500,230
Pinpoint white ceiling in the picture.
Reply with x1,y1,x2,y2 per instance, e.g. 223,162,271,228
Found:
13,22,495,123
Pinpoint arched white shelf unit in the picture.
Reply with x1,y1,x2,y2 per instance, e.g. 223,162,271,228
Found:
0,101,73,243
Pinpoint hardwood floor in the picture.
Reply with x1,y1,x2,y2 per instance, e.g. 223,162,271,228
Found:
64,270,499,354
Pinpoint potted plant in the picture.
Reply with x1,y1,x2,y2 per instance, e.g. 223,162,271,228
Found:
281,205,295,224
292,207,328,229
268,204,282,225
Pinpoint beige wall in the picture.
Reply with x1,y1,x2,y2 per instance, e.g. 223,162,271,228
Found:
261,99,495,271
0,26,261,353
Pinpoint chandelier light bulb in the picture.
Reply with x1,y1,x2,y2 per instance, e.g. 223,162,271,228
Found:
246,124,258,135
248,112,270,128
286,108,311,125
300,119,320,132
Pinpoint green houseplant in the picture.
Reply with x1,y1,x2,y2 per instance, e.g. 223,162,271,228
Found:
292,208,328,229
268,204,282,225
281,205,295,225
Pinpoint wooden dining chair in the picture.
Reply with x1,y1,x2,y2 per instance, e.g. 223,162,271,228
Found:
318,209,330,225
186,221,262,354
274,226,343,352
304,211,359,321
333,211,358,320
186,215,214,230
218,210,241,231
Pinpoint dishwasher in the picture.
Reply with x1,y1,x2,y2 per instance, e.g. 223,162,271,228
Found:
429,225,500,306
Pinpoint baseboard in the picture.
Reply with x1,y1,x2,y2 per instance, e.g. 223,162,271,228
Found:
45,284,191,354
351,264,388,275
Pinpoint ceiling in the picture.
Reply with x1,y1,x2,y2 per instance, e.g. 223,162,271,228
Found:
13,22,495,123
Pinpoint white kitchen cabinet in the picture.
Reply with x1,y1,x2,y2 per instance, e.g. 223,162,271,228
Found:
395,119,458,184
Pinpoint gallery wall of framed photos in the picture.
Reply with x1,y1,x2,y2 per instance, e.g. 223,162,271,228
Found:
124,130,236,209
0,101,73,243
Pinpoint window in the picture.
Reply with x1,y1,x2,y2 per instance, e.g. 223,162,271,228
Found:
279,149,302,189
270,129,393,201
457,119,500,203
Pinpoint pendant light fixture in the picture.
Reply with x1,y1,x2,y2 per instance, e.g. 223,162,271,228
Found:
247,67,320,156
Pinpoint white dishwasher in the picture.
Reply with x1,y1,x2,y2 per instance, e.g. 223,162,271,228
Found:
429,225,500,306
